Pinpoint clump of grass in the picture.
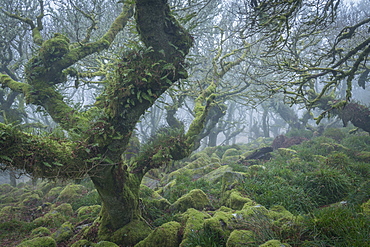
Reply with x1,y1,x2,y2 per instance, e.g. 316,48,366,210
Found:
242,173,316,214
183,227,227,247
162,172,221,204
302,206,370,247
297,168,352,206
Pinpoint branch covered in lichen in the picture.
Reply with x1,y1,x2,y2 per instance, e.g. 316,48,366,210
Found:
130,83,216,177
0,0,44,45
54,2,134,70
0,73,31,95
0,123,93,179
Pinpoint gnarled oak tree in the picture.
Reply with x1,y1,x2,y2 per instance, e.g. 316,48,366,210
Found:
0,0,214,241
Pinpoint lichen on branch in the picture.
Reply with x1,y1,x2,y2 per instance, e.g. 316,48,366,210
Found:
0,123,92,179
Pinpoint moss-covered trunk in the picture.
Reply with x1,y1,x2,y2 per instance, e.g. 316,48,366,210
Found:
90,165,142,235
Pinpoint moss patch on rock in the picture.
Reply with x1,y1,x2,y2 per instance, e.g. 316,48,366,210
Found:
16,236,56,247
77,205,101,221
180,208,211,246
259,239,291,247
53,203,74,217
170,189,211,212
51,221,74,243
226,230,255,247
225,190,256,210
33,211,66,228
110,219,152,246
31,227,51,237
135,221,181,247
57,184,87,203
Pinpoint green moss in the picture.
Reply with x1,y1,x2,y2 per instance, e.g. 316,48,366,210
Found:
210,153,221,163
277,148,297,158
135,221,181,247
22,193,42,207
222,170,246,187
222,155,241,164
259,239,291,247
96,241,119,246
356,151,370,162
226,190,256,210
239,205,269,219
219,206,233,212
39,34,70,64
57,184,87,203
189,152,211,162
323,128,345,141
70,239,95,247
0,206,23,222
77,205,101,221
16,236,57,247
226,230,256,247
203,211,234,238
221,171,247,203
180,208,211,246
33,211,66,228
44,187,63,202
185,157,211,169
202,165,233,183
31,227,51,237
0,183,15,193
170,189,211,212
53,203,74,217
222,148,241,159
111,219,152,246
361,199,370,215
51,221,74,243
268,205,294,221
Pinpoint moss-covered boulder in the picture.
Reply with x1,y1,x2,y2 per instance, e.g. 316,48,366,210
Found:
226,230,255,247
180,208,211,246
203,211,234,239
0,205,24,222
77,205,101,221
221,171,246,193
222,148,241,159
70,239,95,247
57,184,87,203
239,204,269,218
16,236,57,247
44,187,63,202
201,165,233,183
51,221,74,243
186,156,211,169
268,205,294,222
0,183,15,193
210,153,221,163
225,190,256,210
96,241,119,247
33,211,66,228
134,221,181,247
222,155,241,164
110,219,152,246
53,203,74,217
259,239,291,247
277,148,297,158
188,151,211,162
21,193,42,207
31,226,51,237
170,189,211,212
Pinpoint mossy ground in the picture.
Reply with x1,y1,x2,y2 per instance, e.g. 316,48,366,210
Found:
1,127,369,246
